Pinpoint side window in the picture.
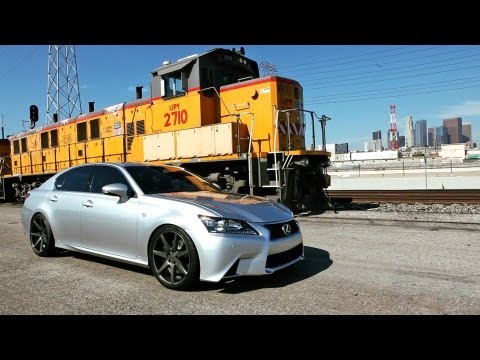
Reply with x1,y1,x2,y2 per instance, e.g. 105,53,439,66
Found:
90,119,100,139
41,132,49,149
61,166,94,192
164,72,185,97
21,138,27,153
54,172,68,190
13,140,20,154
77,122,87,142
90,166,133,196
50,129,58,147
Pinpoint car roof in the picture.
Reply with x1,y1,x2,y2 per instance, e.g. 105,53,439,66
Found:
68,162,180,168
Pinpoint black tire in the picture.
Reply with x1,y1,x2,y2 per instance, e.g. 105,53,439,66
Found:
148,225,200,291
30,213,56,257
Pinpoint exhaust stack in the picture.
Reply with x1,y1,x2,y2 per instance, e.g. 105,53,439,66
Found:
136,86,143,100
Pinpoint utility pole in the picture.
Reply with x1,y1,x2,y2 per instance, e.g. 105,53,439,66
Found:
46,45,82,124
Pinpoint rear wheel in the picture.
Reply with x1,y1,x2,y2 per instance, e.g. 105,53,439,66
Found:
148,225,200,291
30,213,56,257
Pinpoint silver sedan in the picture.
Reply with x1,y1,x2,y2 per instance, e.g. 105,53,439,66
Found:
21,163,304,290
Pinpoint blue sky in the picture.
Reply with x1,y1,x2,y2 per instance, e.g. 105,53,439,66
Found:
1,45,479,150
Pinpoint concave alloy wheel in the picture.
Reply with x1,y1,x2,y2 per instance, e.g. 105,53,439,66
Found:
30,214,55,257
148,225,199,291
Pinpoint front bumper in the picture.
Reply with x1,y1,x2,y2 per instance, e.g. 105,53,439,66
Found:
193,221,303,282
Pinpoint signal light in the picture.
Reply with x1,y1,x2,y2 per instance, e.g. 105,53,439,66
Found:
29,105,39,122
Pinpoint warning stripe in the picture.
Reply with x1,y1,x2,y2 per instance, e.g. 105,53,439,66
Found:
278,122,305,135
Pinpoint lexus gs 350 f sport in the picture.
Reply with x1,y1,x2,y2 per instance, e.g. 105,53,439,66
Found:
22,163,304,290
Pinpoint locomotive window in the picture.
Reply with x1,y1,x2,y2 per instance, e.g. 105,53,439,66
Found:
13,140,20,154
50,129,58,147
41,132,49,149
21,138,27,153
77,122,87,141
164,72,185,97
136,120,144,135
90,119,100,139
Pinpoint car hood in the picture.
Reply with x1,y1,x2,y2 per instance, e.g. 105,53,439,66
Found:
146,191,293,223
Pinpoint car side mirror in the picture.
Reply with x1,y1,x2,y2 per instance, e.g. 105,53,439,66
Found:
102,183,129,201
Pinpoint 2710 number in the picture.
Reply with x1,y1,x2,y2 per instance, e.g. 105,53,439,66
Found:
164,110,188,127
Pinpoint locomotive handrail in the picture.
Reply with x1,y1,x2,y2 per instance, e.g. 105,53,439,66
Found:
274,108,330,152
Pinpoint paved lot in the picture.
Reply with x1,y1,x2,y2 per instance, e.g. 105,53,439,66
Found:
1,203,479,314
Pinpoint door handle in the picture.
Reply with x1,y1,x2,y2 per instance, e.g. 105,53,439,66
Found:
82,200,94,208
47,195,58,202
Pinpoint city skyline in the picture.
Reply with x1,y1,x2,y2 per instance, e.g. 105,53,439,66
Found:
367,115,474,150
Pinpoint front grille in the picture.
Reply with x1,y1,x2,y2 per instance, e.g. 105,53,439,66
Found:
264,220,299,240
266,244,303,268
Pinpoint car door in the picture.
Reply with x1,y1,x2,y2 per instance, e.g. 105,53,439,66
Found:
80,165,140,258
44,166,94,246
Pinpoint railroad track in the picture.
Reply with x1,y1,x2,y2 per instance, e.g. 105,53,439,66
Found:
327,189,480,204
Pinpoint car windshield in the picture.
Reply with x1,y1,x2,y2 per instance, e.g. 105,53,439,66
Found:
126,165,219,194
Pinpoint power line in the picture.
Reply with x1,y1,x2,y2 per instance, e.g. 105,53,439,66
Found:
307,79,480,103
0,46,42,81
304,83,480,105
279,45,416,70
290,47,478,81
297,51,480,85
304,75,480,100
303,63,480,90
279,46,442,74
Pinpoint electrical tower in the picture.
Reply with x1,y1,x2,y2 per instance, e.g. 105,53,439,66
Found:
46,45,82,124
388,104,399,150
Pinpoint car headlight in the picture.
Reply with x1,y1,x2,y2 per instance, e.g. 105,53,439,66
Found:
198,215,258,235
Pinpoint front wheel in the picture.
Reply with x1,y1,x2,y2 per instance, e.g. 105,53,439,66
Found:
30,213,56,257
148,225,200,291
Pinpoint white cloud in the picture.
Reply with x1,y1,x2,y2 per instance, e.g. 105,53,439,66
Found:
80,83,89,89
438,100,480,119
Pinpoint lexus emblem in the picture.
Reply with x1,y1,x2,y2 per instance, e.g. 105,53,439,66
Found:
282,224,292,236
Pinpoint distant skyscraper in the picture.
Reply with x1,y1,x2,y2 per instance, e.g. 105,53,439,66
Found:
414,119,427,147
372,130,382,150
462,122,472,142
405,116,414,148
434,126,448,149
428,128,434,147
443,117,462,144
399,135,405,147
364,141,371,152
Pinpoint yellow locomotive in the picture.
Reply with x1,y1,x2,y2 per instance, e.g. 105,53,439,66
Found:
0,47,331,212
